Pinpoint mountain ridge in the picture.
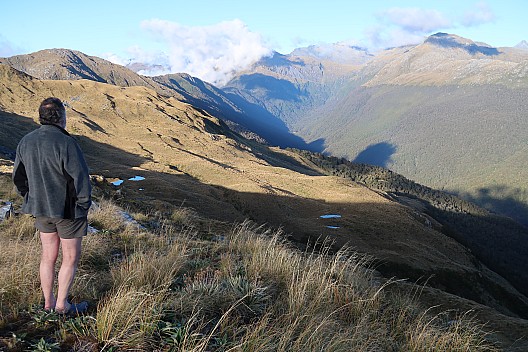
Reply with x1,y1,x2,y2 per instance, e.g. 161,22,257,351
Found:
2,33,527,225
0,48,321,150
219,33,528,227
515,39,528,50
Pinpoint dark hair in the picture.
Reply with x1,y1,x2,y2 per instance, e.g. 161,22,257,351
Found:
39,97,66,125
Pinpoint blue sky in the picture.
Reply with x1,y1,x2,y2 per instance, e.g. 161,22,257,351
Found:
1,0,526,84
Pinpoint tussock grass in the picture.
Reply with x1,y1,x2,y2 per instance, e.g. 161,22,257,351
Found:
110,243,186,291
406,310,495,351
88,198,128,233
0,215,41,323
0,195,499,351
0,173,18,202
171,206,198,226
96,285,166,349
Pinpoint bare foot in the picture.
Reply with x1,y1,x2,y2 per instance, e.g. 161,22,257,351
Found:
56,301,88,315
55,301,71,314
44,297,57,311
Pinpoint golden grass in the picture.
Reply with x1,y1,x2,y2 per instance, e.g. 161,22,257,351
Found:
95,285,166,349
0,196,500,351
0,172,17,202
88,198,127,233
171,206,198,227
0,215,41,323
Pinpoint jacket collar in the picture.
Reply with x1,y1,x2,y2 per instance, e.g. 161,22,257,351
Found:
40,123,71,137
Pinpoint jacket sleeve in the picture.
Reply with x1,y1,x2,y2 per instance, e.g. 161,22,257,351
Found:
12,144,29,197
63,140,92,218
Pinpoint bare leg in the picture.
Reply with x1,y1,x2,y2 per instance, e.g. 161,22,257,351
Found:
55,237,82,313
40,232,60,310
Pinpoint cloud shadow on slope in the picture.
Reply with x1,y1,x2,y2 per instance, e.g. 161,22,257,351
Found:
353,142,397,168
426,33,501,56
224,89,325,152
456,185,528,228
153,74,324,153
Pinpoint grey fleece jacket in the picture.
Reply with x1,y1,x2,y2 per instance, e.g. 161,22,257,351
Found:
12,124,92,219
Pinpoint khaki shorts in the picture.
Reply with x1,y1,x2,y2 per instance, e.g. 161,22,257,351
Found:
35,217,88,239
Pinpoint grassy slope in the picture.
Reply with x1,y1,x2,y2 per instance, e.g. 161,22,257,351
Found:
291,149,528,314
298,84,528,226
0,64,527,349
0,174,517,351
222,39,528,227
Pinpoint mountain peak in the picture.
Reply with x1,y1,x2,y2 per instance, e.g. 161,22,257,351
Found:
290,43,373,65
424,32,499,56
515,40,528,50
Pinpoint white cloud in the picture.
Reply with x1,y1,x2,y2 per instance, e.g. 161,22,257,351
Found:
380,7,451,33
365,26,425,50
101,47,173,76
101,52,129,66
461,1,495,26
134,19,272,86
366,7,452,50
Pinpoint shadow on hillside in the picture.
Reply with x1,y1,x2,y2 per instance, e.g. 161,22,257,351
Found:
152,73,323,153
353,142,397,167
69,107,107,134
224,89,324,152
456,185,528,228
425,204,528,311
235,74,308,102
72,136,528,320
0,111,41,151
427,33,501,56
74,137,528,321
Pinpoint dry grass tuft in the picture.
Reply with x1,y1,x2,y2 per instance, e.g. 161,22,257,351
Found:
88,198,127,233
171,206,198,227
0,215,41,322
406,310,497,351
95,285,166,349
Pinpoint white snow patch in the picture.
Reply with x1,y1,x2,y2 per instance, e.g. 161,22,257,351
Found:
111,179,124,186
128,176,145,181
320,214,342,219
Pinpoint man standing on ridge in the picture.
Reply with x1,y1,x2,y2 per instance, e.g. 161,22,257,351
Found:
13,97,91,315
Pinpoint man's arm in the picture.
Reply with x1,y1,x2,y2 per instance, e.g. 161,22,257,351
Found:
12,145,29,196
63,140,92,218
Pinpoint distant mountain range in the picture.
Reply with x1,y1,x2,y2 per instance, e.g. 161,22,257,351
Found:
1,33,527,228
223,33,528,227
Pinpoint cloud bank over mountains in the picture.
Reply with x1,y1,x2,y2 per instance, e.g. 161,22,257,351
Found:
105,19,272,86
380,8,451,33
368,2,496,49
